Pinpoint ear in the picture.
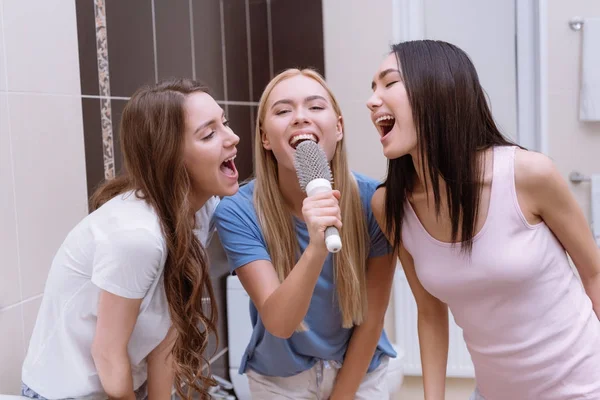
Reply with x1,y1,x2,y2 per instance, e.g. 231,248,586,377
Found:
261,129,272,150
335,115,344,142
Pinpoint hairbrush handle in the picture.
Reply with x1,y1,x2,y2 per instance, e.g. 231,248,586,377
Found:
306,178,342,253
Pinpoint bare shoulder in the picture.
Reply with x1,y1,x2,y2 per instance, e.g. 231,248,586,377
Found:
514,148,561,192
514,148,569,217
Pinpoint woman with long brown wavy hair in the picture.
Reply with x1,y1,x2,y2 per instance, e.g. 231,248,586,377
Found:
21,78,239,400
214,69,397,399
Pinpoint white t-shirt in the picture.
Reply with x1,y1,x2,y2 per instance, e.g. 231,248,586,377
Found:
21,191,219,400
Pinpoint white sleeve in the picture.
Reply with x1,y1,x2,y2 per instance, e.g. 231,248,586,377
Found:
195,196,220,246
91,228,165,299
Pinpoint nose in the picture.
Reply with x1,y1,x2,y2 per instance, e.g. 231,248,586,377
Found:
224,130,240,147
292,108,309,126
366,91,382,111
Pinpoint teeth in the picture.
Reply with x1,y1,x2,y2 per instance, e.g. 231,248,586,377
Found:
290,133,318,145
223,155,236,163
375,115,395,124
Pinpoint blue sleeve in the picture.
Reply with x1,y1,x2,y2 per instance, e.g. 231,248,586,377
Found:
367,202,393,258
213,197,272,274
358,175,393,259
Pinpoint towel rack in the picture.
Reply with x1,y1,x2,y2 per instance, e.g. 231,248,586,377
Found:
569,17,584,31
570,171,590,184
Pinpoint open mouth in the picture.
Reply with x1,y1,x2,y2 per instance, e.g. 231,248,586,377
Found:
289,133,319,149
220,155,238,177
375,115,396,137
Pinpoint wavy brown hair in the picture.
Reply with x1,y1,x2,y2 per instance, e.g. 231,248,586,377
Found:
90,78,217,399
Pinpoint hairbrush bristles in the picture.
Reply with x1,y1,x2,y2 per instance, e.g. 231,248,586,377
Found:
294,140,333,192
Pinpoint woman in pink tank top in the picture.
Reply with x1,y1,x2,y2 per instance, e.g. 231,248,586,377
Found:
367,40,600,400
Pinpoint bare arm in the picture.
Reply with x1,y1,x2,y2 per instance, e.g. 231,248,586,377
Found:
237,244,328,338
400,246,448,400
147,328,176,400
515,149,600,316
329,252,397,399
237,190,342,339
372,187,448,400
92,290,141,400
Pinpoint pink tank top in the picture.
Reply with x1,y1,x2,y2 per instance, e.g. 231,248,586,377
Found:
402,146,600,400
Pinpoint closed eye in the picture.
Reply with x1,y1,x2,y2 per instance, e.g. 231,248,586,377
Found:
202,132,215,141
385,81,399,88
275,109,290,115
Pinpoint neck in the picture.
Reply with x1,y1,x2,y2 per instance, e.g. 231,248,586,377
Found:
277,166,306,217
410,149,445,195
189,190,211,213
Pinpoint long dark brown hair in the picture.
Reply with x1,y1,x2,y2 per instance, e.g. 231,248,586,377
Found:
90,78,217,399
383,40,518,253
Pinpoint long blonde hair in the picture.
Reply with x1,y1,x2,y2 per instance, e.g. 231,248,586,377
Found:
253,69,369,328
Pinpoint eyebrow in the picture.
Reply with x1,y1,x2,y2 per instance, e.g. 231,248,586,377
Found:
371,68,401,90
270,95,328,109
194,110,225,134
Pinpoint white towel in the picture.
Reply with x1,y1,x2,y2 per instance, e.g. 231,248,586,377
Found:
580,18,600,121
591,174,600,246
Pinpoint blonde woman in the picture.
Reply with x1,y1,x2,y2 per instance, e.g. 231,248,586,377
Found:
214,69,397,399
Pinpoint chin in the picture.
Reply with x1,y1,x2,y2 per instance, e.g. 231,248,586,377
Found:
221,182,240,197
383,147,402,160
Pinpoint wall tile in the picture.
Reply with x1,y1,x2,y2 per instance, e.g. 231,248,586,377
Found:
0,306,25,394
75,0,100,96
105,0,155,97
192,0,225,100
2,0,81,94
9,93,88,299
223,0,250,102
154,0,194,81
270,0,324,76
0,93,20,309
81,98,105,200
110,99,127,175
249,0,270,101
0,0,7,92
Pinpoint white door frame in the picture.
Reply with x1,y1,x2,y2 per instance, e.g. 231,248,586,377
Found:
391,0,547,153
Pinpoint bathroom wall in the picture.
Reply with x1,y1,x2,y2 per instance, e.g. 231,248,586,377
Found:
0,0,88,393
545,0,600,217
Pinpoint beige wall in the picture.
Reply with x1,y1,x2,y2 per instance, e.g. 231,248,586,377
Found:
546,0,600,218
423,0,518,141
322,0,392,181
0,0,88,393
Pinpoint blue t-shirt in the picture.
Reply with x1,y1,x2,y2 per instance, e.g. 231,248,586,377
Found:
213,172,397,377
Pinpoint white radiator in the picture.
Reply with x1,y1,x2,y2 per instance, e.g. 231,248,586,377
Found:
392,270,475,378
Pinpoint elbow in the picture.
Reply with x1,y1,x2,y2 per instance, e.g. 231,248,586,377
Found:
355,314,386,337
261,313,297,338
258,302,299,339
264,322,295,339
91,340,129,377
416,299,448,320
